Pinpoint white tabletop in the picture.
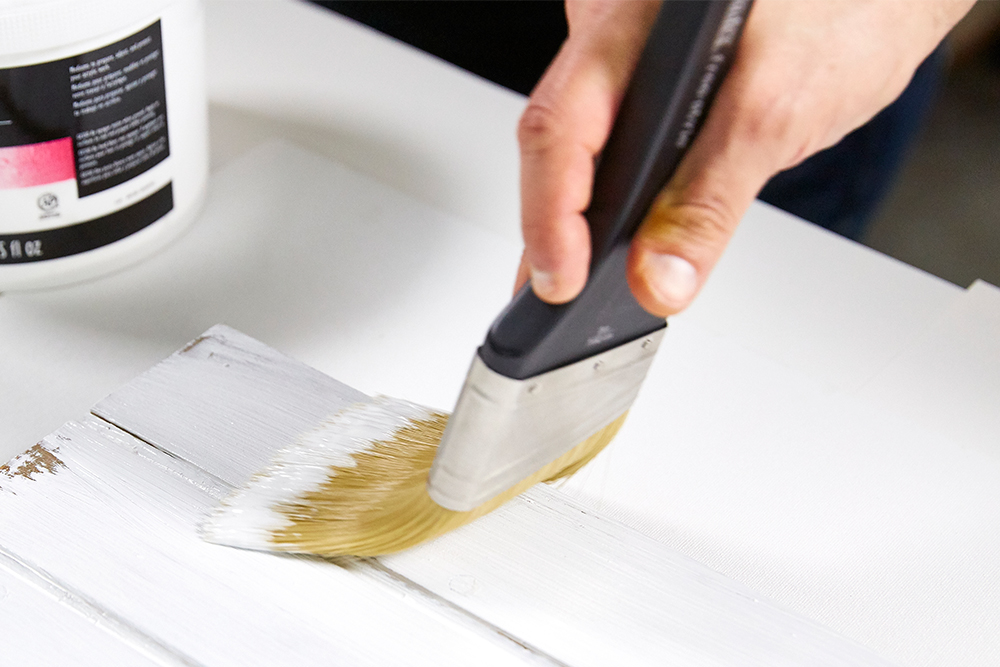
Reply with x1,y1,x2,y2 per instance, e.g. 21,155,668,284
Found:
2,2,997,665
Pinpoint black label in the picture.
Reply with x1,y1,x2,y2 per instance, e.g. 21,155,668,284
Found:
0,21,170,197
0,182,173,264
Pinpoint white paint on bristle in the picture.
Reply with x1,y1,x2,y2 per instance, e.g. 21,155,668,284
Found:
201,396,435,550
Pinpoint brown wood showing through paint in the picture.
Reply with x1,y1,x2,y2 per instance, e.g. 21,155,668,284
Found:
0,444,63,489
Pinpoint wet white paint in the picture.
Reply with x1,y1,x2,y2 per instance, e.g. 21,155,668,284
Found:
203,395,436,550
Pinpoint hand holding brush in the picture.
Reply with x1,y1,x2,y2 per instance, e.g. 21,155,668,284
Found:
519,0,974,317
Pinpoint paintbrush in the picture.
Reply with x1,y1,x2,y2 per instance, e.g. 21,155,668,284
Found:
202,0,753,556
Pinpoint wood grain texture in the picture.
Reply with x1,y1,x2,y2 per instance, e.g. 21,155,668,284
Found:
94,325,893,666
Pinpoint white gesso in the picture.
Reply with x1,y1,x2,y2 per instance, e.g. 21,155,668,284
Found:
0,0,207,289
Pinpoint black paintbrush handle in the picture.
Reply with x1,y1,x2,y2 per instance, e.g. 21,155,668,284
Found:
480,0,753,380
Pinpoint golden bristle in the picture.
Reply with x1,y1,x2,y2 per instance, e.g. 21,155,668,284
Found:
269,412,628,557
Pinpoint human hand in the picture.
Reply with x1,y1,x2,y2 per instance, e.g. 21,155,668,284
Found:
514,0,974,317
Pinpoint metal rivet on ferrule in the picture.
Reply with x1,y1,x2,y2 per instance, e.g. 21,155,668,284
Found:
642,338,653,350
527,383,540,394
593,360,604,372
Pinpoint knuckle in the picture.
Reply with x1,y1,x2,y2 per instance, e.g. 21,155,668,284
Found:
727,75,829,169
517,102,565,154
676,197,739,245
646,190,739,252
733,86,795,148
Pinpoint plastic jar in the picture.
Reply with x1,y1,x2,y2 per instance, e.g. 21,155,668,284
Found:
0,0,207,290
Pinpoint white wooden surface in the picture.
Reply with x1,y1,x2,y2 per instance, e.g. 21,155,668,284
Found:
0,418,536,667
0,556,165,666
11,325,886,666
383,486,888,667
0,1,994,664
857,279,1000,449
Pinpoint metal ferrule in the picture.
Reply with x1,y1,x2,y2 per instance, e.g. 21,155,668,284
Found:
427,328,665,511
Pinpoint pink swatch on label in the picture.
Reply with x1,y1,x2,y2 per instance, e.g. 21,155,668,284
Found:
0,137,76,189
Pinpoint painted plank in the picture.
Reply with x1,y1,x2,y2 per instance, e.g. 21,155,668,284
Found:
0,419,537,667
1,444,185,666
94,325,367,487
95,326,893,666
0,556,170,666
382,485,892,667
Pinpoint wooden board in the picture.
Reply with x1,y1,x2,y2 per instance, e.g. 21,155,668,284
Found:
86,324,889,665
0,553,167,666
0,421,537,667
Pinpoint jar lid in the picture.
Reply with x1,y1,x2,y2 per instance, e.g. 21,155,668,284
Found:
0,0,177,58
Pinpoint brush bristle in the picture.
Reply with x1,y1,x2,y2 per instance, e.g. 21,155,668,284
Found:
202,396,626,557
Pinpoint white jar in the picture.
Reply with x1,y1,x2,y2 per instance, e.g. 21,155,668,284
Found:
0,0,207,290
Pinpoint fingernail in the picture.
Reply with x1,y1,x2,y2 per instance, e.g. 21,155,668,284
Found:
530,267,557,298
643,253,698,309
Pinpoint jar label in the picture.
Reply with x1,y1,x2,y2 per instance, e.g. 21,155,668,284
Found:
0,20,174,263
0,182,172,264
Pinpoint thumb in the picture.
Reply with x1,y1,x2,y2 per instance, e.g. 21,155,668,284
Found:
626,89,782,317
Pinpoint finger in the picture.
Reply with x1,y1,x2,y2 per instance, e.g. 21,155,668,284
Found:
519,1,659,304
518,94,594,303
517,50,610,303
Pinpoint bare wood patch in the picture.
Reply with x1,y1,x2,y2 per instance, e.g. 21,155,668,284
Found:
0,444,64,490
179,335,209,354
